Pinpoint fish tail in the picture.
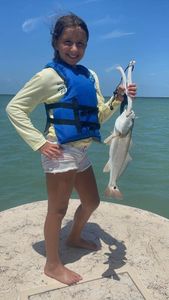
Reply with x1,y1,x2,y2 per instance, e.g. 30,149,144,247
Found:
105,186,123,200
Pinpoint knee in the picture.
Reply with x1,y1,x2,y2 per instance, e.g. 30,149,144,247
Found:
85,197,100,212
47,206,68,221
92,197,100,210
57,207,68,220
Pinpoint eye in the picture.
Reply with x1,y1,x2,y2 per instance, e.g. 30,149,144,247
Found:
64,40,73,46
77,41,87,48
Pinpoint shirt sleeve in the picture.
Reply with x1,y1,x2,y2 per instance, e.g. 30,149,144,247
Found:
90,70,121,124
6,68,67,151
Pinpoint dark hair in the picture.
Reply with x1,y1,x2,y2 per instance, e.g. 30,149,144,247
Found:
51,13,89,59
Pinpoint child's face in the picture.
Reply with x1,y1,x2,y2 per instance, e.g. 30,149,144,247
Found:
55,26,87,66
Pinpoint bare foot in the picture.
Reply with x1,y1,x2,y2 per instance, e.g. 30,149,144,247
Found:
44,263,82,285
66,237,100,251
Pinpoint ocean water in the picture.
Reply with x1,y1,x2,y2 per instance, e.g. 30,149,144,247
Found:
1,95,169,218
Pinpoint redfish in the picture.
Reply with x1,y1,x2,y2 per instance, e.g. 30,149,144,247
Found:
103,60,136,199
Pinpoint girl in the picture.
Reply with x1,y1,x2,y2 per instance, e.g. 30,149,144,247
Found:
6,14,137,285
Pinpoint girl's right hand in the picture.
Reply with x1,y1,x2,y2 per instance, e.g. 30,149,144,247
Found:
38,142,63,159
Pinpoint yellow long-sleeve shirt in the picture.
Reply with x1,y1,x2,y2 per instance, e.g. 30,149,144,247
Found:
6,67,121,151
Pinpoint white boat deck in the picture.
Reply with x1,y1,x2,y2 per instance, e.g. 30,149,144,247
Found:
0,199,169,300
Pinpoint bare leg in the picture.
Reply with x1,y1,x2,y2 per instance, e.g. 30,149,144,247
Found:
44,171,82,285
67,166,100,250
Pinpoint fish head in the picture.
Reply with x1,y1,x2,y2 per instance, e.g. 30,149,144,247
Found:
115,110,135,135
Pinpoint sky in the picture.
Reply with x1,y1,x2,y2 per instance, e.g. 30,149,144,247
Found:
1,0,169,97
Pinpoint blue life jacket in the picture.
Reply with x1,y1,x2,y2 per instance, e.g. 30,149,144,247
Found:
44,60,101,144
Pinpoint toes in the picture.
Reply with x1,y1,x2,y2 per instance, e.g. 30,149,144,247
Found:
67,271,82,285
44,264,83,285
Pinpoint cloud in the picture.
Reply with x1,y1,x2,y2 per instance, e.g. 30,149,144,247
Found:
101,30,135,40
105,65,117,73
91,15,123,27
22,17,42,33
81,0,102,4
91,15,114,26
83,0,97,2
149,72,157,77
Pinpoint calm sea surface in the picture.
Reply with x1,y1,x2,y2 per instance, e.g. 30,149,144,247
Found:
1,95,169,218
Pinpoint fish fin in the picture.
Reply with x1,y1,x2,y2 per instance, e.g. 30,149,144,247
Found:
103,161,111,172
128,153,132,162
104,133,116,145
105,186,123,200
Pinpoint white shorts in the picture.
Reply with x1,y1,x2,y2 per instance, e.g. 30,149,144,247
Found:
41,144,92,174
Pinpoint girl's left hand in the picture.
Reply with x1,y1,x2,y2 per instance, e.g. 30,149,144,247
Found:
127,83,137,99
116,83,137,101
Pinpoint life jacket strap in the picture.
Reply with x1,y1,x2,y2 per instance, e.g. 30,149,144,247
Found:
47,117,100,132
45,101,98,114
45,97,99,133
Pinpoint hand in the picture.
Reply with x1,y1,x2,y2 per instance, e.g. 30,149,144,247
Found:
127,83,137,99
115,85,126,102
38,141,63,159
116,83,137,102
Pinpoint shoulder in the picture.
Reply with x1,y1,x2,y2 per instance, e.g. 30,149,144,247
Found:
18,68,65,95
34,68,67,99
37,67,65,86
88,69,100,89
88,69,99,81
88,69,98,78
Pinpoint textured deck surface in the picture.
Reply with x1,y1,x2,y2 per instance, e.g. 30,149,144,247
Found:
1,199,169,300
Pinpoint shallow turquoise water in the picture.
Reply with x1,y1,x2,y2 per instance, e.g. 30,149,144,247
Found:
1,95,169,218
